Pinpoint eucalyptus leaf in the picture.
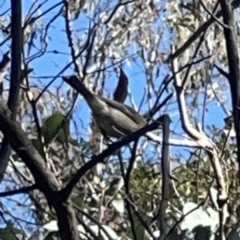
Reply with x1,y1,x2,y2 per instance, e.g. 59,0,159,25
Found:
43,220,58,232
111,197,125,214
181,202,213,232
0,225,23,240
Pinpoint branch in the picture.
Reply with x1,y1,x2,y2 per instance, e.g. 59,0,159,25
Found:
219,0,240,164
199,0,229,29
169,0,240,60
171,44,228,240
219,0,240,237
214,64,230,80
0,52,10,95
61,120,162,200
63,0,80,74
0,100,81,240
35,24,97,102
146,132,213,148
0,184,37,197
159,115,171,240
143,55,211,120
0,101,59,191
118,145,155,240
171,45,214,146
123,141,139,240
0,0,22,183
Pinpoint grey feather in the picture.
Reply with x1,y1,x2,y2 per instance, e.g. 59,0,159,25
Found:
62,75,147,138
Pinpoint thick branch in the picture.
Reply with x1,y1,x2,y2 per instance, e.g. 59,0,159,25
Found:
0,101,80,240
219,0,240,238
159,115,171,240
0,101,58,191
219,0,240,178
61,120,162,200
0,0,22,183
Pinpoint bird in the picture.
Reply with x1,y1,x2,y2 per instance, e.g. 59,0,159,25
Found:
62,75,147,139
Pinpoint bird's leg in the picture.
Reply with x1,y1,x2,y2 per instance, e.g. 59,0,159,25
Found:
100,128,114,145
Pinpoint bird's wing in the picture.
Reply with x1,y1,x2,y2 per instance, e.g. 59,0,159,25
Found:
99,96,147,126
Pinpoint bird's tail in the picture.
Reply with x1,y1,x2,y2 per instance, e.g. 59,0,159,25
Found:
62,75,93,99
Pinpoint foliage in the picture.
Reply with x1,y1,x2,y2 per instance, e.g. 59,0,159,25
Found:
0,0,239,240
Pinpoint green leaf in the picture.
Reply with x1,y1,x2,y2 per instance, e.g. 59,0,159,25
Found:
71,196,84,208
0,224,22,240
42,113,69,145
127,220,145,240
